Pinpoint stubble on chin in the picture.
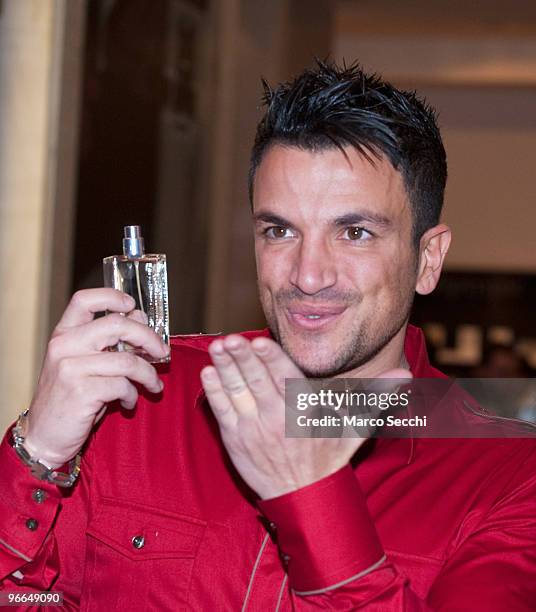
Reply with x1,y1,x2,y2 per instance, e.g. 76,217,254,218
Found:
266,298,412,378
274,325,374,378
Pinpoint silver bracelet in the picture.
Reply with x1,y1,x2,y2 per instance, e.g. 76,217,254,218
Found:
11,410,81,488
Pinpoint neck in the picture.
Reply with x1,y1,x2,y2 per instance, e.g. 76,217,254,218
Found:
338,323,409,378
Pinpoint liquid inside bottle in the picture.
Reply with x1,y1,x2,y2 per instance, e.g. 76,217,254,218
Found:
103,226,170,363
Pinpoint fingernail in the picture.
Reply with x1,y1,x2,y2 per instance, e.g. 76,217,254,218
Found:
252,340,269,354
201,367,215,381
210,341,223,354
124,294,136,308
225,335,241,349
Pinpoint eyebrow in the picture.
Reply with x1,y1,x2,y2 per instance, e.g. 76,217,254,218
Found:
253,212,295,228
333,212,392,229
253,211,392,229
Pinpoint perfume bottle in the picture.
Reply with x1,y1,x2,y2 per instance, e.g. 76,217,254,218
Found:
103,225,170,363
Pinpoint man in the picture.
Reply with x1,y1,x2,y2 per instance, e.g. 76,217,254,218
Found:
1,61,535,610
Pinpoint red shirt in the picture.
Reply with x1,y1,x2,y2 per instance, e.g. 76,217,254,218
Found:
0,325,535,610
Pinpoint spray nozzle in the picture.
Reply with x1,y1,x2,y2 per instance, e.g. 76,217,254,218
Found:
122,225,145,258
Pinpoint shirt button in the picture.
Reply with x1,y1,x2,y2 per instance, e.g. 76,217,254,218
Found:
269,521,277,532
32,489,46,504
25,518,38,531
131,535,145,549
281,553,291,566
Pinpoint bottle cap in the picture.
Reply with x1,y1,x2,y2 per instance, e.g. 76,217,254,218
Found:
122,225,145,258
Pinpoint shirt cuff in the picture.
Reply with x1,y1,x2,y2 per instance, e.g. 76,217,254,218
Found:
257,464,385,594
0,425,62,563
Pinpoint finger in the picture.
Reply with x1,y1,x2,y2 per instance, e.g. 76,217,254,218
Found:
230,388,258,416
250,337,303,393
92,376,139,410
209,339,248,395
59,352,163,394
222,335,274,402
201,366,238,428
127,309,149,325
56,289,135,331
209,339,258,416
59,313,169,361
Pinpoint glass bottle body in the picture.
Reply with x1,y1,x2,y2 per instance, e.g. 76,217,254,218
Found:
103,253,170,363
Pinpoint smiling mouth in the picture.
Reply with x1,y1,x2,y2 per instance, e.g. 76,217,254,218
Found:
285,306,347,331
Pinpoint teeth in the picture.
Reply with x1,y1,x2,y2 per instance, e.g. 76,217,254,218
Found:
305,315,321,319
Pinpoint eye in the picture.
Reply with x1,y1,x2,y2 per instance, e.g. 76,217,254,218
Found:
343,226,373,241
264,226,295,239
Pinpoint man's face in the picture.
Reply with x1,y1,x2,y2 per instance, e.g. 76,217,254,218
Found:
253,144,419,377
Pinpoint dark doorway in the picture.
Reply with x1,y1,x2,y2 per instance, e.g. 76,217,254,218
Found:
72,0,209,333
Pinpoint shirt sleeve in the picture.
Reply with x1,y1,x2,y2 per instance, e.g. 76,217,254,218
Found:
257,464,385,593
258,462,536,610
0,424,91,609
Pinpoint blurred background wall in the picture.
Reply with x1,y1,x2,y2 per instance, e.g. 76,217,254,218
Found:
0,0,535,432
0,0,85,432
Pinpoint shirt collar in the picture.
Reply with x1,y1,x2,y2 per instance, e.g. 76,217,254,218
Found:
404,324,444,379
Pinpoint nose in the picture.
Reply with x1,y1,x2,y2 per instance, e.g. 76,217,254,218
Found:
289,236,337,295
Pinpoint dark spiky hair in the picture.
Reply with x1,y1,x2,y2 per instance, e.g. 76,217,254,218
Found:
248,60,447,245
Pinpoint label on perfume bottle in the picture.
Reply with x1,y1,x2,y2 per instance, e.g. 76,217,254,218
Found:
103,254,170,363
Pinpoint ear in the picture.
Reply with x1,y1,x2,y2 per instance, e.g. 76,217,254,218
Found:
415,224,451,296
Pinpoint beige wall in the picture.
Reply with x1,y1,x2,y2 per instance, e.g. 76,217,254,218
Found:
333,1,536,273
429,87,536,272
442,126,536,272
0,0,84,434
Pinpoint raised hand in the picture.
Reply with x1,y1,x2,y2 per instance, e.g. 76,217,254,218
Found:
201,334,411,499
22,288,169,469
